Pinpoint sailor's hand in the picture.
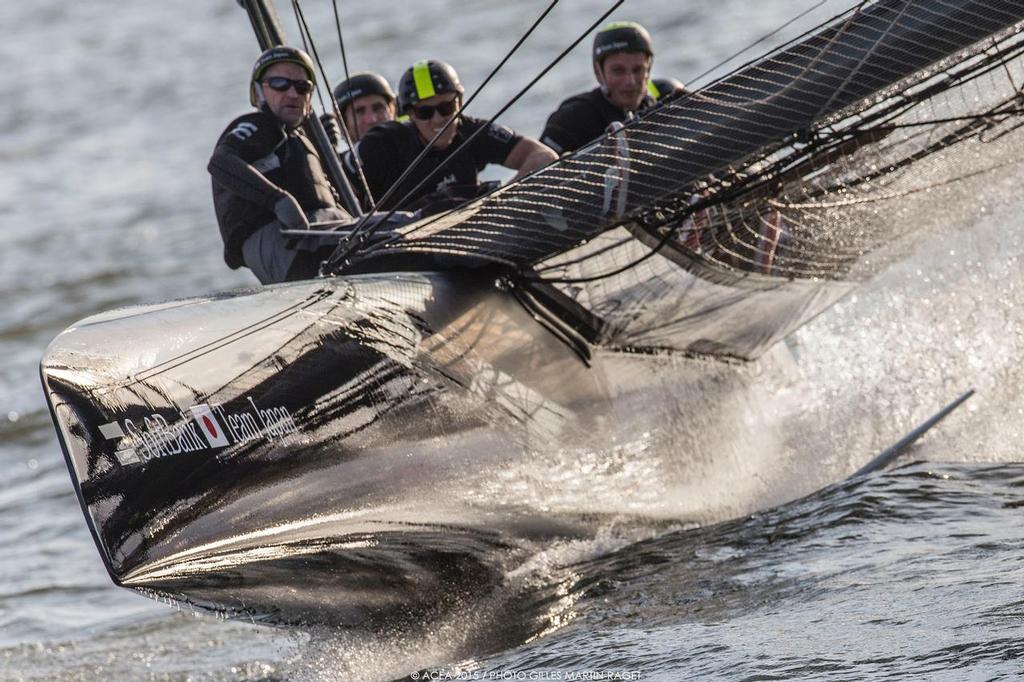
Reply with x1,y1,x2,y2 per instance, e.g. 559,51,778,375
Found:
386,210,417,224
274,194,310,232
320,113,342,147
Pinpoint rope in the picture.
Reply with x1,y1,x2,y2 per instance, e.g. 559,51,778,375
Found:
291,0,375,207
323,0,627,273
327,0,375,207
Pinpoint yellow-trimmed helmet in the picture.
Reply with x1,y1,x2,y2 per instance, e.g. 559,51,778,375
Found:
648,77,687,101
397,60,463,113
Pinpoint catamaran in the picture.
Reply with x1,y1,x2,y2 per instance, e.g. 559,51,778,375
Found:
41,0,1024,624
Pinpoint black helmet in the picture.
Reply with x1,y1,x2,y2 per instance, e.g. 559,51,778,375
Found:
250,46,317,106
397,60,464,112
648,77,687,101
333,72,396,113
593,21,654,65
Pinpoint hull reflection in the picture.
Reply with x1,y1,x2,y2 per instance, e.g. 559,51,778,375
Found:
42,270,634,623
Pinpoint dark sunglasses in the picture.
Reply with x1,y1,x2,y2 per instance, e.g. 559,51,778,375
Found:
262,77,314,95
412,100,459,120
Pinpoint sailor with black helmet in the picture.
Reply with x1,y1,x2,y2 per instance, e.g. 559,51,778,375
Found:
328,72,397,143
541,21,668,154
208,46,353,284
352,59,557,213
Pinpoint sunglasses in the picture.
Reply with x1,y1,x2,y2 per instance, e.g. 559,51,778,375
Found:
411,100,459,120
262,77,314,95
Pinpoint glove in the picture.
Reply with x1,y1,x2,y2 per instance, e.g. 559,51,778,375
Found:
274,194,309,232
320,112,342,147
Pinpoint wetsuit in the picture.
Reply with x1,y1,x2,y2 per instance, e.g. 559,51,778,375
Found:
540,87,656,155
350,116,521,213
208,111,349,281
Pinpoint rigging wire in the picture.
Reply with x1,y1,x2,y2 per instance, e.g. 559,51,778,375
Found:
855,108,1024,132
327,0,882,274
534,98,1024,285
532,42,1024,285
288,3,327,113
523,216,687,285
331,0,353,90
351,0,561,219
329,0,565,252
327,0,376,208
324,0,625,273
290,0,375,207
683,0,828,89
326,0,1024,285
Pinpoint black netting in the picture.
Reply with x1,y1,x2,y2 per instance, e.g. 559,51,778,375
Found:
342,0,1024,359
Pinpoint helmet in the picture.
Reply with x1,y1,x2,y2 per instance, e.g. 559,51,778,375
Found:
333,72,396,113
593,21,654,66
648,77,687,101
397,60,464,112
249,46,317,106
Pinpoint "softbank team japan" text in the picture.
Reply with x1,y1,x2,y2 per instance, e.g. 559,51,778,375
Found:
119,399,298,462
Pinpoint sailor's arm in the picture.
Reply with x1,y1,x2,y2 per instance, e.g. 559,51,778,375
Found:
539,99,591,155
208,144,287,208
504,137,558,181
207,144,308,231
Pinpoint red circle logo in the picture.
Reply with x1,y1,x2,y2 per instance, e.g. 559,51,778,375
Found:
203,415,218,438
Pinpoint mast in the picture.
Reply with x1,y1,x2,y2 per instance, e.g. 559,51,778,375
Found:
237,0,364,217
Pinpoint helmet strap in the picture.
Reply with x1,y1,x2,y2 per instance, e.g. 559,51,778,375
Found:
594,61,609,90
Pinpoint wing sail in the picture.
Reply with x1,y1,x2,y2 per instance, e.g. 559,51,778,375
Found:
347,0,1024,357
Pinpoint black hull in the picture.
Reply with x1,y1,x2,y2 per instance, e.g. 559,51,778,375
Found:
42,270,683,623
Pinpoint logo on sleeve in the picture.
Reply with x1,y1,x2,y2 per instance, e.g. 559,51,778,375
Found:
487,124,515,144
230,122,259,140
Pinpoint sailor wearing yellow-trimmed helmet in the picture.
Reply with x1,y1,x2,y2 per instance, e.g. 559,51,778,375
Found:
389,59,468,153
397,60,465,113
348,59,556,214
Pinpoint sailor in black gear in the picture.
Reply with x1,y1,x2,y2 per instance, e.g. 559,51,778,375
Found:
541,22,666,155
331,72,396,143
208,46,353,283
350,59,557,214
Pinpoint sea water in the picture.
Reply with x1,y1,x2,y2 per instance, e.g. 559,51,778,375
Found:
3,0,1024,679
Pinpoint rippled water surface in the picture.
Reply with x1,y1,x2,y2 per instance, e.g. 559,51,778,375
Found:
4,0,1024,680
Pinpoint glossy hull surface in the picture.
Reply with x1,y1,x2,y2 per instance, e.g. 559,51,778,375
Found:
43,271,712,623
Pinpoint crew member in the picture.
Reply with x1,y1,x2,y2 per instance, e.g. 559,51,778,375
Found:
352,59,557,213
324,72,397,209
331,72,397,143
208,46,352,283
541,22,665,154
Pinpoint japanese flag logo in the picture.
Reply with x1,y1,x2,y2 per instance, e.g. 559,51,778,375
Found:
190,405,229,447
